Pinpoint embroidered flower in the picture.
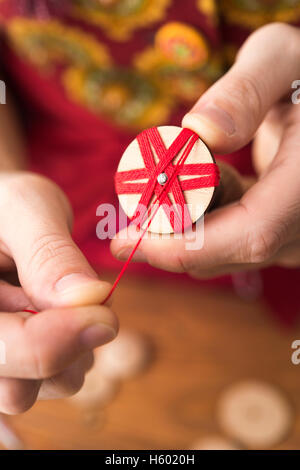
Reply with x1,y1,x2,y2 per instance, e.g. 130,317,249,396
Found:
63,66,172,128
134,22,223,102
6,18,111,68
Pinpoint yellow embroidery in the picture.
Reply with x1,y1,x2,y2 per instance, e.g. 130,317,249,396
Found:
197,0,218,24
135,22,223,102
64,66,172,128
71,0,171,41
155,22,209,70
2,13,223,129
6,18,111,69
220,0,300,29
5,18,171,129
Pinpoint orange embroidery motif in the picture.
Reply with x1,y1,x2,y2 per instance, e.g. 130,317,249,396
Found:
6,19,112,69
5,18,171,129
197,0,219,25
155,22,209,70
64,66,172,129
135,22,223,102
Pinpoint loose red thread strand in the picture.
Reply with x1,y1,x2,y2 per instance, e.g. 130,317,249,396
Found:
115,127,219,232
23,128,219,314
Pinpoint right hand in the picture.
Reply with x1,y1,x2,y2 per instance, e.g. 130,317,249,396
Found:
0,171,118,414
111,23,300,277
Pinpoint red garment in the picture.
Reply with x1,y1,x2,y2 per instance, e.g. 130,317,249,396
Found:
0,0,299,326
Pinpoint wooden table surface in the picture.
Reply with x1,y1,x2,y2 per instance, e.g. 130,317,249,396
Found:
5,274,300,450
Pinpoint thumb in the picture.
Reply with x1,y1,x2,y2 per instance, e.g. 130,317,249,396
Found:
182,23,300,153
0,172,111,311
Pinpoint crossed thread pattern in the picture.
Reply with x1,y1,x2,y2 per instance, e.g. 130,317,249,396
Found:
115,127,220,232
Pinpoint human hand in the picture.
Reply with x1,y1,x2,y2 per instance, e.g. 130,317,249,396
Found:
0,171,118,413
111,23,300,277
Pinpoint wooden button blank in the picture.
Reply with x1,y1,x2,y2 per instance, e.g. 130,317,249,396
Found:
0,416,24,450
217,380,292,448
71,372,118,409
98,330,151,380
190,435,241,450
117,126,216,234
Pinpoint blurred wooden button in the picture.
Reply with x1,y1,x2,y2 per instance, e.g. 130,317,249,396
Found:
71,372,119,409
98,330,151,380
70,352,119,409
0,415,24,450
217,380,292,449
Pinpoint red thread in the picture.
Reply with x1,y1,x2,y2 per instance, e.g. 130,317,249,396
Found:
24,128,219,314
104,127,219,303
115,127,219,232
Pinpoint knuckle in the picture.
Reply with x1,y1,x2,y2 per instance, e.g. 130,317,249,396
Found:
241,228,280,264
230,72,264,126
241,73,264,120
30,348,60,380
27,233,77,275
178,252,198,274
146,248,186,273
0,172,52,201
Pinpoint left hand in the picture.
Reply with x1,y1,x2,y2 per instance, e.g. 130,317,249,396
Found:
0,173,117,414
111,22,300,278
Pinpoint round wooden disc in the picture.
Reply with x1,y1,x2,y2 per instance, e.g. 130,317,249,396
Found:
217,380,292,449
117,126,216,234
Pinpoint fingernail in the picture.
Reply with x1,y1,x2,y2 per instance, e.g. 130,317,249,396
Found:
183,103,236,136
116,247,146,263
55,273,112,306
80,324,117,349
55,273,96,291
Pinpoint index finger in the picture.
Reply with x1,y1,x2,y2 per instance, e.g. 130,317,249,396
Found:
0,305,118,379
